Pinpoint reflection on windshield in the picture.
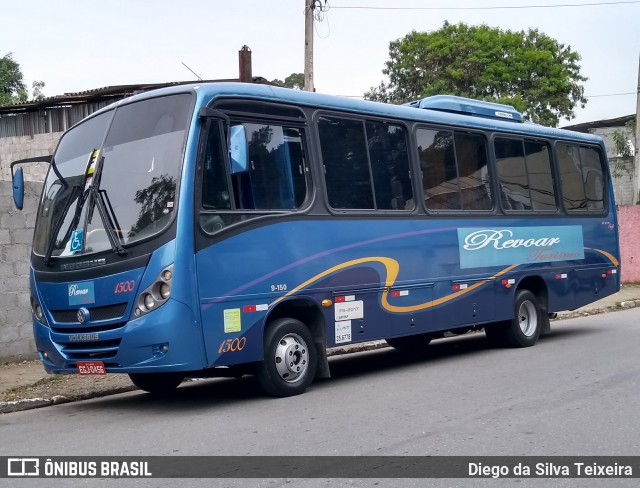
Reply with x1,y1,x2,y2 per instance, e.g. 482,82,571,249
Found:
131,173,176,237
32,93,192,259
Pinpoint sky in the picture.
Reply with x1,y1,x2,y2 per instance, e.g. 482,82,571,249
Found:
2,0,639,127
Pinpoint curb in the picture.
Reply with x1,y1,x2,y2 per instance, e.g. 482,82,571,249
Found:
2,298,639,414
555,299,640,320
0,386,136,414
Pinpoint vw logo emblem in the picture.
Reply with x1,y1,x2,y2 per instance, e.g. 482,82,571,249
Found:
77,308,89,323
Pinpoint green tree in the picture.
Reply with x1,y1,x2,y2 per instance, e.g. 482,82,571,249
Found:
0,52,27,105
611,118,636,178
271,73,304,90
32,80,46,101
365,22,587,127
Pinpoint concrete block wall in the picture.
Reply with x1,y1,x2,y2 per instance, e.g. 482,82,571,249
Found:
0,133,60,182
611,164,636,206
0,180,43,362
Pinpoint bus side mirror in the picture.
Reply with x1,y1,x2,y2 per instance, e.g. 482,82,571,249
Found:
229,125,248,174
11,166,24,210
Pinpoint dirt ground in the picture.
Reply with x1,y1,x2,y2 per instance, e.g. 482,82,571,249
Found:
0,360,135,403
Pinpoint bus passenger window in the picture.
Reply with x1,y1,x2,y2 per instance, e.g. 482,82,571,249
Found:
366,121,413,210
455,132,491,211
231,123,306,210
418,129,461,211
580,147,605,211
202,125,231,210
418,128,491,212
556,143,606,212
495,138,532,210
525,141,556,211
319,116,374,210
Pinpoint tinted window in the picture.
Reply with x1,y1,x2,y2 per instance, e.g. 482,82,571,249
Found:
239,123,306,210
455,132,491,210
525,141,555,211
557,143,604,212
202,123,231,210
495,138,556,212
495,138,531,210
318,116,413,211
580,147,605,211
418,128,491,211
319,117,374,209
366,121,413,210
200,120,308,234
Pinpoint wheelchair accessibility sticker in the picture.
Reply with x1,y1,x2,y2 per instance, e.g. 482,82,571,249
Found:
70,229,83,253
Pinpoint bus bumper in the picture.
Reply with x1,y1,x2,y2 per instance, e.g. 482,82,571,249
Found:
34,298,206,374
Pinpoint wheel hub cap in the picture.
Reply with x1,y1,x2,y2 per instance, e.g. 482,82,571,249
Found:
518,301,537,337
274,333,309,383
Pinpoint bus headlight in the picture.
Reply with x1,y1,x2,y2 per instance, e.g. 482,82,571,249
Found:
30,296,46,325
159,282,171,299
135,264,173,317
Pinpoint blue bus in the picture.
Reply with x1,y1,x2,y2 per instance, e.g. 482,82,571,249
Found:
10,83,620,397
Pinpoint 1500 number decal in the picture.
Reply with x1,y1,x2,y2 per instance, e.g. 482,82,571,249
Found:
270,284,287,292
114,280,135,294
218,337,247,353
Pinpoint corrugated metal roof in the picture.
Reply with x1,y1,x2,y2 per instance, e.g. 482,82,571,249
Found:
562,114,634,133
0,77,271,114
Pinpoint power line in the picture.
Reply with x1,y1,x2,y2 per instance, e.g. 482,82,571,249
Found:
339,92,637,99
586,92,636,98
331,1,640,11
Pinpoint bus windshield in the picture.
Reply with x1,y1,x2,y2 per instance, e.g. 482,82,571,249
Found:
32,93,192,259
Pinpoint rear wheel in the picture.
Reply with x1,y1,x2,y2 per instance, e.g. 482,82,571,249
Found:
385,333,432,352
256,318,317,397
487,290,542,348
129,372,184,395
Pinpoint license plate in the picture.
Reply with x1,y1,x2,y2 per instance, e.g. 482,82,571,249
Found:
77,361,106,376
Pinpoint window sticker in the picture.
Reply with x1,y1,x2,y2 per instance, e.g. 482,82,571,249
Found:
335,300,364,321
69,229,84,254
335,321,352,344
223,308,241,333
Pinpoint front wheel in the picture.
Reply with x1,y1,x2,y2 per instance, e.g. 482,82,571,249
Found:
256,318,317,397
129,372,184,395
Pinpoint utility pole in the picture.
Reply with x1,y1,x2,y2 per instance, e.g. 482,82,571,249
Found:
304,0,314,92
634,50,640,204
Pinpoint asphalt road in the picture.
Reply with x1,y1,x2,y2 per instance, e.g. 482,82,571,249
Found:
1,309,639,488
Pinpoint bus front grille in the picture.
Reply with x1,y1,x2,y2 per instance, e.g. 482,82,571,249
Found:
50,303,128,324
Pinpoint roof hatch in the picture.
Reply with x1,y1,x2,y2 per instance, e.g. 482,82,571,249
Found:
405,95,523,123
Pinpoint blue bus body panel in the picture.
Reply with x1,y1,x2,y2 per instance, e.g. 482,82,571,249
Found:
196,218,619,367
32,240,207,374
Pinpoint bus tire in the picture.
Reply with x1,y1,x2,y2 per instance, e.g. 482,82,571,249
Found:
385,334,432,351
129,372,184,395
257,318,317,397
504,289,542,348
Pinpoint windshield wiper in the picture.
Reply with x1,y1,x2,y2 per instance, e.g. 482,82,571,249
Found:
43,150,126,265
87,153,127,256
